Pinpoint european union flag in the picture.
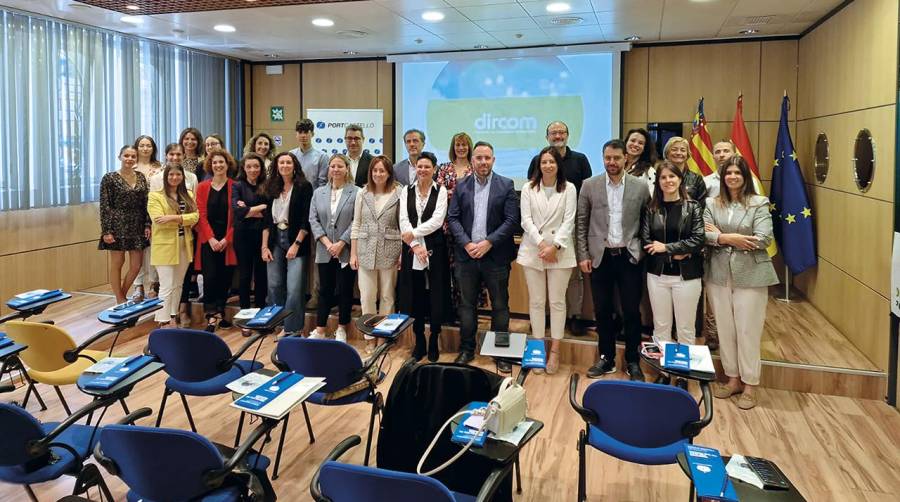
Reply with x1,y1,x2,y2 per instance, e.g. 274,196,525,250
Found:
770,95,817,275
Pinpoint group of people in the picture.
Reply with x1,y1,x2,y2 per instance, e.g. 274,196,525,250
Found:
98,118,776,410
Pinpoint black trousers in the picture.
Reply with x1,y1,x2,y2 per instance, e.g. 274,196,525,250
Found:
316,258,356,327
455,259,510,354
590,249,643,364
409,268,444,340
200,244,234,317
235,229,267,309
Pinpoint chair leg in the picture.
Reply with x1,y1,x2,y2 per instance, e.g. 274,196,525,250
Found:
234,411,246,448
514,455,522,494
301,401,315,443
155,387,171,427
120,398,130,415
24,484,38,502
74,463,113,502
272,414,290,480
179,393,197,433
54,386,72,416
688,480,695,502
577,428,587,502
363,393,382,466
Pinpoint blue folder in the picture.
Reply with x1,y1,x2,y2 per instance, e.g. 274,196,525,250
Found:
7,289,64,309
451,401,489,447
663,343,691,372
684,444,738,502
81,355,155,390
107,298,162,319
233,372,304,411
245,305,284,328
522,339,547,369
372,313,409,336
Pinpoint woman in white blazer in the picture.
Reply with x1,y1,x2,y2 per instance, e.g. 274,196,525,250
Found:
516,146,577,374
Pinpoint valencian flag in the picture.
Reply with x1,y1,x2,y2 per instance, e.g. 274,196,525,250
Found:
687,97,716,176
770,95,816,274
730,94,777,257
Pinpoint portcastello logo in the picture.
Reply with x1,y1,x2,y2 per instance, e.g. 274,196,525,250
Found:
321,121,376,129
316,121,326,129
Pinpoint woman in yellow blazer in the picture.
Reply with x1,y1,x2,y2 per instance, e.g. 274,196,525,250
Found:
148,163,199,327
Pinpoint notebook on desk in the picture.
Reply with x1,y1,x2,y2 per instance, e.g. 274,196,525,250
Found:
231,372,326,420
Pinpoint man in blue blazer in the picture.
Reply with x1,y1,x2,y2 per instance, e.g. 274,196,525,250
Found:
447,141,520,366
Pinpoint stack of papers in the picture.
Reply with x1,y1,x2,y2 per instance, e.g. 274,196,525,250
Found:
84,357,129,374
233,308,260,320
230,372,325,420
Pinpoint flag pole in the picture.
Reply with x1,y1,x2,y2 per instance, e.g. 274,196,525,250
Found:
777,266,791,303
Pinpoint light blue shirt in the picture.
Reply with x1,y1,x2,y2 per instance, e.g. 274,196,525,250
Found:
471,172,493,242
290,145,328,189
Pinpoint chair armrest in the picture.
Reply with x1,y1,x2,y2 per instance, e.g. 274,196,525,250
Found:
352,341,391,383
310,435,361,502
270,347,288,371
475,464,514,502
116,407,153,425
217,332,268,373
205,417,280,487
0,383,15,393
568,373,599,426
31,396,116,455
681,381,713,438
63,325,124,363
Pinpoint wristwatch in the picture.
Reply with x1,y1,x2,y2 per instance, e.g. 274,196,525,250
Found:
294,240,302,246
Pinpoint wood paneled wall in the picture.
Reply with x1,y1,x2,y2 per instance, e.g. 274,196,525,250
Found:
792,0,897,373
246,60,394,161
0,204,109,314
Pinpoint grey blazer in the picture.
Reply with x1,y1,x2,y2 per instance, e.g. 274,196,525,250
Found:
703,195,779,288
309,183,359,264
575,173,651,267
394,158,412,186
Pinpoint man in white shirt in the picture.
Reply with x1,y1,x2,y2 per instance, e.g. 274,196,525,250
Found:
704,140,736,198
289,118,329,189
344,124,373,187
393,129,424,186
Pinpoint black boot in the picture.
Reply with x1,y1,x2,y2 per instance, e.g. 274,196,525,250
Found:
427,331,440,362
412,332,427,361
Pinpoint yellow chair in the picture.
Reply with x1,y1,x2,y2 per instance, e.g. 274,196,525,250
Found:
3,321,108,415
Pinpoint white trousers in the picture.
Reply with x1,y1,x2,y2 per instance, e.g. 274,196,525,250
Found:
523,266,572,340
358,267,397,340
647,273,702,345
135,245,158,287
706,279,767,386
155,239,190,322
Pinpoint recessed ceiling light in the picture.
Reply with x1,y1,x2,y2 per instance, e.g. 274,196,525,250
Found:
739,28,759,35
546,2,571,13
214,24,236,33
421,11,445,22
312,18,335,27
120,15,144,25
343,50,359,55
550,16,583,25
125,4,140,10
473,44,488,49
624,35,641,41
265,53,279,58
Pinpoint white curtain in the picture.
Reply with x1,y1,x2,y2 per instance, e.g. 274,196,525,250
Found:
0,9,243,210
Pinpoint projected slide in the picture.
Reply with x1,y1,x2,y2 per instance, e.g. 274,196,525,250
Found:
398,51,618,186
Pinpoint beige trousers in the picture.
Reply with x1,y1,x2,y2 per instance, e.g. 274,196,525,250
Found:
706,278,767,386
155,237,189,322
358,267,397,340
523,266,572,340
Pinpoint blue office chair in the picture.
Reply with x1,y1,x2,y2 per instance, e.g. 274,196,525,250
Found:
310,435,509,502
568,374,713,502
272,337,388,475
0,396,113,501
147,328,265,433
95,407,278,502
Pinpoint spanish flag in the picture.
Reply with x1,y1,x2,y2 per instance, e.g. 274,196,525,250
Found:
687,97,716,176
730,94,777,257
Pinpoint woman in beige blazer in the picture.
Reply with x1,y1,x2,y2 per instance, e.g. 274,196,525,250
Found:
148,164,199,327
516,146,577,374
703,156,778,410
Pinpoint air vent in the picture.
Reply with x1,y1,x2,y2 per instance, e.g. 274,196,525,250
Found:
550,16,583,26
744,15,774,26
336,30,369,39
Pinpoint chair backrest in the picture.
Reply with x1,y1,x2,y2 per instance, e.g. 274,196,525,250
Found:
582,380,700,449
276,338,363,394
99,424,225,501
148,328,233,382
3,321,76,372
319,461,456,502
0,403,47,467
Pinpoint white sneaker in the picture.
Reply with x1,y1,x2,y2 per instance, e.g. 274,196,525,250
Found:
335,326,347,343
308,330,326,340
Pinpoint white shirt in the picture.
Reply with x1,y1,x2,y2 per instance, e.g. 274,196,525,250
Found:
347,153,361,181
272,186,292,225
704,172,720,198
329,185,344,217
605,175,625,248
399,182,448,248
149,170,198,192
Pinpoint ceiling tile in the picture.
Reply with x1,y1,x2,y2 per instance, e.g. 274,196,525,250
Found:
475,17,540,31
443,0,512,6
518,0,595,17
420,20,488,35
490,28,554,46
456,3,528,20
543,24,605,43
400,7,470,24
438,30,500,47
601,22,660,41
375,0,452,11
532,12,599,28
731,0,817,17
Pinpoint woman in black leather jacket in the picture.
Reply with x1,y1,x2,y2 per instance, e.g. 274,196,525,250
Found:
640,161,705,373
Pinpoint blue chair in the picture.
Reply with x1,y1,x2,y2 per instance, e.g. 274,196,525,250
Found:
568,374,713,502
310,435,509,502
147,328,265,434
94,407,278,502
0,397,113,501
272,337,387,475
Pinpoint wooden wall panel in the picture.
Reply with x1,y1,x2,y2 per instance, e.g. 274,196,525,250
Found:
759,40,799,122
251,63,301,153
647,42,762,123
0,203,100,256
798,0,898,120
377,60,394,127
622,47,649,124
302,61,379,113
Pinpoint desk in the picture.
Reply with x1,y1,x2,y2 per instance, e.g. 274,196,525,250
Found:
676,453,807,502
479,331,535,385
2,292,73,323
639,350,717,384
354,314,414,341
77,360,165,423
90,301,165,359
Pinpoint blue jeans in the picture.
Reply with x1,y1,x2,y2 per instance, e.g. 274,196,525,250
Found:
455,259,510,354
267,229,308,334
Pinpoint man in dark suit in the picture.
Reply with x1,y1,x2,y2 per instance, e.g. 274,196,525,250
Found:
344,124,373,187
447,141,520,366
576,139,651,381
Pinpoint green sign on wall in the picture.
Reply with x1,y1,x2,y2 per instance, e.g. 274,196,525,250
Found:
270,106,285,122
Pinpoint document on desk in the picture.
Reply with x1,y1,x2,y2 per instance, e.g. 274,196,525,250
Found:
492,420,534,446
226,371,273,393
231,373,325,420
726,455,764,489
657,341,715,374
84,357,129,374
233,308,260,320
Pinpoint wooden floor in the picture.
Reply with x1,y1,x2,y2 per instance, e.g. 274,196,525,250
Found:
1,292,899,501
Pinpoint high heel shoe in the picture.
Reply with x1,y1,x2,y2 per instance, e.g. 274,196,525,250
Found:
205,314,221,333
427,332,440,362
546,349,560,375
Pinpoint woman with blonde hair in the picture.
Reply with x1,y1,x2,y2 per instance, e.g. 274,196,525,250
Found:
663,136,708,205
